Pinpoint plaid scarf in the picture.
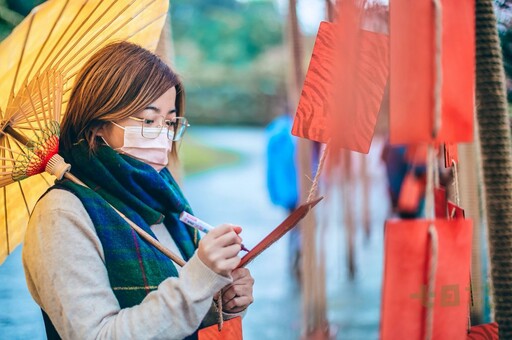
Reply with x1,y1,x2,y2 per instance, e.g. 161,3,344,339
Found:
55,140,198,309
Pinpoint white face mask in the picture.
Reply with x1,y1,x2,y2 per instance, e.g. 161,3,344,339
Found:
108,124,174,172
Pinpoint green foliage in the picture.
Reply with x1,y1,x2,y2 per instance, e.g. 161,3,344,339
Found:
178,135,241,175
173,0,282,65
0,21,11,41
0,0,288,126
0,0,17,40
0,0,45,39
171,0,286,125
5,0,44,16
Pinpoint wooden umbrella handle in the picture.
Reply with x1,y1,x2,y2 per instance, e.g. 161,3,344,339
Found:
64,172,186,267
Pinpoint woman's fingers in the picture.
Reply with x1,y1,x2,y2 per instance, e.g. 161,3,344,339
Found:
197,224,243,276
222,283,251,302
222,295,254,313
221,268,254,313
208,224,241,239
214,229,242,248
209,224,244,249
231,268,251,281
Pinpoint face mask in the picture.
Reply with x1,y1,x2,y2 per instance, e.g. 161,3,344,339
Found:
109,123,174,172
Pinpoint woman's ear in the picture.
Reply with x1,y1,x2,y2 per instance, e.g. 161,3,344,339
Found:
95,124,105,137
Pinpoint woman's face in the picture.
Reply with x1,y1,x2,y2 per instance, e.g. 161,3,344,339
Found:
98,86,177,149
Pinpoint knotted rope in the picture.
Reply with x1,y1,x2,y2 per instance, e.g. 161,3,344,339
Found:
476,0,512,336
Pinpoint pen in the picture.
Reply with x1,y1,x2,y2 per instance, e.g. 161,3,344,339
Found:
179,211,250,252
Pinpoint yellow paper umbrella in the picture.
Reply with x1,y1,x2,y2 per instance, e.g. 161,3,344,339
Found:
0,0,169,111
0,69,64,264
0,0,169,264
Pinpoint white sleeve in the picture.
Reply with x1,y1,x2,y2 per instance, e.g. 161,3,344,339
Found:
22,189,232,340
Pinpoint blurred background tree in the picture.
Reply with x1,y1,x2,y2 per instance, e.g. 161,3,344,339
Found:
171,0,288,125
0,0,291,126
0,0,40,40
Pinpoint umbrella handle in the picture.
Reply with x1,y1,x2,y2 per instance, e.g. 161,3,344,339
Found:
46,154,186,267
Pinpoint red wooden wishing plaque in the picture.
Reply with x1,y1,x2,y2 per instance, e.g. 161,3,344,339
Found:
434,187,447,219
444,144,458,168
291,21,388,154
435,187,465,219
448,202,465,219
381,219,472,340
237,196,323,268
467,322,498,340
198,317,243,340
389,0,474,144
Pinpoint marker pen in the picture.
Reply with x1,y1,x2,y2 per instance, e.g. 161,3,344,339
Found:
179,211,250,252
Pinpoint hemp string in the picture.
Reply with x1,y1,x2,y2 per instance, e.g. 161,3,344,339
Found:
432,0,443,140
306,144,329,203
217,290,224,331
451,159,473,333
451,160,461,208
426,224,439,340
424,1,443,336
425,146,438,340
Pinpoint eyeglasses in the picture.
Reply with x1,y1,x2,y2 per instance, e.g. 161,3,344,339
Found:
128,115,190,141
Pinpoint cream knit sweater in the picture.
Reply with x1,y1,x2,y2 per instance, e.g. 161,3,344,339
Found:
23,189,242,339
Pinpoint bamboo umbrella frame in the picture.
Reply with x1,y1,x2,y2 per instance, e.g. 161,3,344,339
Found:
0,0,170,264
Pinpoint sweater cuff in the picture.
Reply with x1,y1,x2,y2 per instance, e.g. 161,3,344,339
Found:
222,308,247,320
211,296,248,319
178,253,232,301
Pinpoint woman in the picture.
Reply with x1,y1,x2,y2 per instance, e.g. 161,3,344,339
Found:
23,41,254,339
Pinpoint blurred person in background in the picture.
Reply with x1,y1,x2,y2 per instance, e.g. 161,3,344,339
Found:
265,109,301,279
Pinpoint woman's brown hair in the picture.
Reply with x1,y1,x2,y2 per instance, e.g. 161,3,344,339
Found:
60,41,185,155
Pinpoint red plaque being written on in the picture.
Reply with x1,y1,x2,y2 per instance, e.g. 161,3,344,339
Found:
238,197,323,268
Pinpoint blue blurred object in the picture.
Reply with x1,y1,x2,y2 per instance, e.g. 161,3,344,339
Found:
381,144,408,208
381,143,426,218
265,115,298,211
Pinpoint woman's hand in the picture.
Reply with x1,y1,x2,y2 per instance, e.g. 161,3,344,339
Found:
197,224,242,277
220,268,254,313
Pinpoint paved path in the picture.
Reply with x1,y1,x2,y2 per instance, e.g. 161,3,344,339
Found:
0,126,390,339
0,247,45,339
183,127,304,339
183,127,390,339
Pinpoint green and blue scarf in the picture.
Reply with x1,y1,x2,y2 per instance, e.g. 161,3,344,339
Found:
55,140,198,308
